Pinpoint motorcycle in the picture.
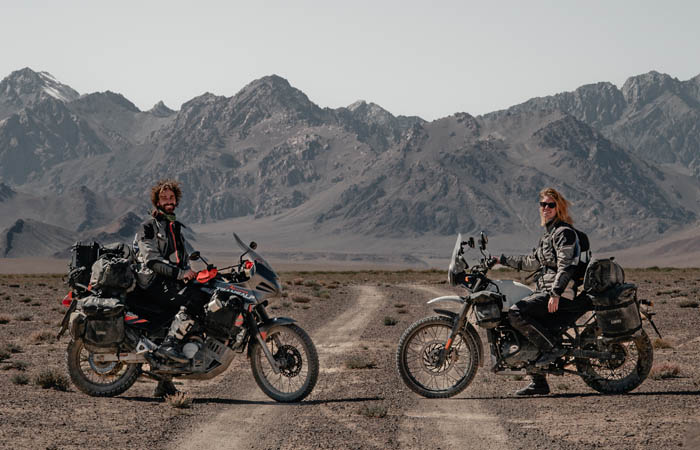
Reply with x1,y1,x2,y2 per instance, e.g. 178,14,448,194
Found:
58,233,319,402
396,232,659,398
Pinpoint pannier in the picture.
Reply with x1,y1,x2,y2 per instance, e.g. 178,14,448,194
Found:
471,291,503,328
583,257,625,294
68,241,101,288
81,296,125,348
590,283,642,338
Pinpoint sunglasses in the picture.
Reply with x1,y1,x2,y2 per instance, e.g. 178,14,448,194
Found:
539,201,556,209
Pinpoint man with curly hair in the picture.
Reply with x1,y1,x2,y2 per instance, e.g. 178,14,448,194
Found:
135,179,196,396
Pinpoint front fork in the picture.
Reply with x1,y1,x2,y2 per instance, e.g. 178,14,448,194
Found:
440,301,470,365
245,304,282,374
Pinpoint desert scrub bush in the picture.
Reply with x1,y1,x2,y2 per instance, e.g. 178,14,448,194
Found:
649,363,681,380
383,316,398,326
3,342,23,353
281,291,289,297
556,383,570,391
678,298,699,308
292,278,304,286
166,391,193,409
35,367,70,391
19,297,31,303
345,356,377,369
0,349,9,361
30,330,56,344
0,314,10,324
15,313,33,322
303,280,320,288
394,303,406,308
397,309,408,314
282,301,291,308
3,360,28,371
359,404,388,418
318,290,330,299
11,373,29,385
653,338,674,349
291,295,311,304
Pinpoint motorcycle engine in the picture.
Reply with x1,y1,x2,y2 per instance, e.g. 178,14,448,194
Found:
499,331,539,368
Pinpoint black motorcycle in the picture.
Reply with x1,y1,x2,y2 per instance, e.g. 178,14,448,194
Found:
59,234,319,402
396,232,659,398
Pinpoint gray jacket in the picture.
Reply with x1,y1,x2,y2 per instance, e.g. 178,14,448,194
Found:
134,213,191,288
501,220,580,297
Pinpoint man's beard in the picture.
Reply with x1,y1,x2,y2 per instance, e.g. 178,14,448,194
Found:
160,203,176,213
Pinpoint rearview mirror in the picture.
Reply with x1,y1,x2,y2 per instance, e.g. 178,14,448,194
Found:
478,232,488,251
249,242,257,250
467,237,475,248
189,251,200,261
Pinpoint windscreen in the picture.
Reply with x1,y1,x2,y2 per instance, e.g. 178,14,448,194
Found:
447,233,465,286
233,233,275,273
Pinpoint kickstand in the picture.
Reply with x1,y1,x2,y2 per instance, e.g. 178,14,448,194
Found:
641,310,662,339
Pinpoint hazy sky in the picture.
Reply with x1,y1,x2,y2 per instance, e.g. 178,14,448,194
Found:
2,1,699,120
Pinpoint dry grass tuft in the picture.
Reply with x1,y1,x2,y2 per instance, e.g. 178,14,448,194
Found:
358,404,388,418
35,367,70,391
15,313,33,322
345,356,377,370
291,295,311,304
30,330,56,344
0,314,10,324
653,338,674,349
166,391,193,409
383,316,398,326
649,362,682,380
3,360,29,371
678,298,699,308
11,373,29,385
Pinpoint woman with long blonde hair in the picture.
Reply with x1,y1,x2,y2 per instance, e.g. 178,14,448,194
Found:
495,187,583,395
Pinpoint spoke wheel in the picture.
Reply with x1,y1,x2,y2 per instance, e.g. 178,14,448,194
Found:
396,316,479,398
250,324,319,402
66,339,140,397
576,326,653,394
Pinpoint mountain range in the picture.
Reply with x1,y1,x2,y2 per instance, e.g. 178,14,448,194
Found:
0,67,698,265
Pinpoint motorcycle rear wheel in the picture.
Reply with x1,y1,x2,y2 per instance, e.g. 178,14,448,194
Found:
396,316,479,398
249,324,319,402
66,339,141,397
576,329,653,394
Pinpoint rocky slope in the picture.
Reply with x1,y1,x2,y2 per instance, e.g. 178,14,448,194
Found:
0,67,698,258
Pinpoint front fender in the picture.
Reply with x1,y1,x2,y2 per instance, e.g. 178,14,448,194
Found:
247,317,297,359
258,317,297,332
426,295,465,306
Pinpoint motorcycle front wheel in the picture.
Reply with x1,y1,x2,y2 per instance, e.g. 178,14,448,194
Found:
396,316,479,398
249,324,319,402
576,328,653,394
66,339,141,397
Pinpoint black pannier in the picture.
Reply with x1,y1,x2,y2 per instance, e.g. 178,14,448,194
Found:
81,296,125,348
471,291,503,328
591,283,642,338
68,241,101,288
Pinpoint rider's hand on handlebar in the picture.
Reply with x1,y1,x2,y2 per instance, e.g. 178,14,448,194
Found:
180,269,197,282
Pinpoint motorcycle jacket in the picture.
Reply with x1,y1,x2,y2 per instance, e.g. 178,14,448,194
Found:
134,211,191,288
501,219,580,297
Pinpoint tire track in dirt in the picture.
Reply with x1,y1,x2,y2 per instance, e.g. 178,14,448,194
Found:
173,285,383,450
397,283,510,450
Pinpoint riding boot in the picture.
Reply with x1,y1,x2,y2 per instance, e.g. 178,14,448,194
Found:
156,306,193,363
515,374,550,396
153,377,178,397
